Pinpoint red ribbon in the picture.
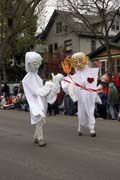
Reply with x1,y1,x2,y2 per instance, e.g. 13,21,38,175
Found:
63,75,101,92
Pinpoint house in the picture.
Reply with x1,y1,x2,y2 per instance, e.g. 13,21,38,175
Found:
88,32,120,76
39,10,102,54
38,9,120,77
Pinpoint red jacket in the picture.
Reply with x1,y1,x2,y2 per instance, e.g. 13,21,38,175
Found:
112,75,119,87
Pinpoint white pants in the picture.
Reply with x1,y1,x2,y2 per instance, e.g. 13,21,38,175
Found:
78,119,95,133
77,112,96,133
34,121,44,141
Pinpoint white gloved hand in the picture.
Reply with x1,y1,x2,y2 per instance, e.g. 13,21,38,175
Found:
52,73,64,84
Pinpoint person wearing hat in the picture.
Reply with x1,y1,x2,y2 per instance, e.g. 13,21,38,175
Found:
22,51,63,147
108,82,119,120
61,52,99,137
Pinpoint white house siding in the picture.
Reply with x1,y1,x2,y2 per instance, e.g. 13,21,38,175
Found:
42,12,118,55
79,37,90,54
45,17,80,53
44,15,101,54
79,37,101,55
71,34,80,52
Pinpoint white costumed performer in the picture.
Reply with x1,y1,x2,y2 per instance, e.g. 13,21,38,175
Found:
61,52,100,137
22,51,64,146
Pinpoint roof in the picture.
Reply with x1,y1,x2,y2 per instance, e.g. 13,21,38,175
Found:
38,9,100,41
88,32,120,60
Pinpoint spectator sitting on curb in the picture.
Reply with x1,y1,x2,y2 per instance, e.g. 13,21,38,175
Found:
2,94,15,110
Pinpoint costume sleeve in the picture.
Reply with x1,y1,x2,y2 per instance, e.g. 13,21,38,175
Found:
47,82,60,104
61,76,71,94
68,84,78,102
38,73,63,97
38,81,53,96
37,81,61,104
61,76,77,102
39,74,63,103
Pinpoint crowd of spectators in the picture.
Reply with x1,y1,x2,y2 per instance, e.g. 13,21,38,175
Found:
95,74,120,120
0,73,120,121
0,82,29,111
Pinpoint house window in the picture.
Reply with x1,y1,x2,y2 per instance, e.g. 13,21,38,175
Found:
91,39,96,51
56,22,62,33
115,58,120,73
54,43,58,51
99,59,107,76
64,25,68,32
111,21,120,31
48,44,53,53
116,22,119,31
64,40,72,52
117,60,120,73
112,24,115,30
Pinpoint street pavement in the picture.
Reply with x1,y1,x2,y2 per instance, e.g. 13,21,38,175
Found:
0,109,120,180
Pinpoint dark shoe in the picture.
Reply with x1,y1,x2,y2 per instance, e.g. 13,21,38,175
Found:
90,133,96,137
78,132,83,136
34,138,38,144
38,140,47,147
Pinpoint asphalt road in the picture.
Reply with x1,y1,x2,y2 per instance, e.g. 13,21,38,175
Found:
0,109,120,180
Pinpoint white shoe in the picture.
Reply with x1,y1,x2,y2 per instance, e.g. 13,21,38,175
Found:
38,140,47,147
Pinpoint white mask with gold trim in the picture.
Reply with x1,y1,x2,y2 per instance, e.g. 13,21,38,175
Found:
71,52,89,70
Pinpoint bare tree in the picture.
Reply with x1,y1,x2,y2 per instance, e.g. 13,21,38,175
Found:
57,0,120,81
0,0,47,89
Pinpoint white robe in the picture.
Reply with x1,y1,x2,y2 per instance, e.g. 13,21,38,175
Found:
22,72,60,124
22,51,63,125
61,65,99,132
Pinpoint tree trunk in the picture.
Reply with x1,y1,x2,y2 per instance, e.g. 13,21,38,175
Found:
105,45,113,82
0,41,9,91
2,61,7,83
0,53,2,93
